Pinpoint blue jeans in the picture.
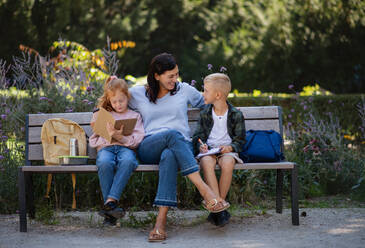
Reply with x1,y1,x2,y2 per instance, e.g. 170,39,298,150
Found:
96,145,138,203
137,130,199,207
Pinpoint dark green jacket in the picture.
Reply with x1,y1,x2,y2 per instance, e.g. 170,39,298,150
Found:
192,102,246,155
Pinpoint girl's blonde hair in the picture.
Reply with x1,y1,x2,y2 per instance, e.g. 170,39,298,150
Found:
97,76,131,112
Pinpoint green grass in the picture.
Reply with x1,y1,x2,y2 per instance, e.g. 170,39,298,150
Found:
299,195,365,208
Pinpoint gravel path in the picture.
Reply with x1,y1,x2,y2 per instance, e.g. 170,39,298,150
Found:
1,208,365,248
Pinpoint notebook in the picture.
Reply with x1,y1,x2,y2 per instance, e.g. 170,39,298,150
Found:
92,107,137,143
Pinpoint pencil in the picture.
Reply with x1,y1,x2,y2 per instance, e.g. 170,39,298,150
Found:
198,138,205,146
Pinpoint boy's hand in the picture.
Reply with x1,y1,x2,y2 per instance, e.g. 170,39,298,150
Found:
199,144,209,154
106,122,124,139
219,145,233,154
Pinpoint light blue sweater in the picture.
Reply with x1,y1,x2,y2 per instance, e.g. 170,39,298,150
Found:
129,82,204,141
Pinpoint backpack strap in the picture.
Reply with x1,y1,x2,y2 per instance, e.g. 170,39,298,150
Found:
45,174,52,199
71,174,76,209
267,131,284,161
44,174,77,209
243,130,256,150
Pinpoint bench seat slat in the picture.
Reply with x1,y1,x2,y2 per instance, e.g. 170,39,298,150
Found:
28,112,93,126
28,144,97,160
187,106,280,120
28,126,94,143
28,106,281,126
22,162,294,173
28,119,281,144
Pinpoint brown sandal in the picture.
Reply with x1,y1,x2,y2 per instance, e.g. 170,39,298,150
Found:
202,199,230,213
148,228,167,242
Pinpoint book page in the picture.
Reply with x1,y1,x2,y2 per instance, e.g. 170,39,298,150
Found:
195,147,222,159
92,107,137,143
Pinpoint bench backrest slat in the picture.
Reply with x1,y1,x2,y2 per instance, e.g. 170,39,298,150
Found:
26,106,283,162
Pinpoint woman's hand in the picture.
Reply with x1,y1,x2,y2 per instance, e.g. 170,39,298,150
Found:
106,122,124,139
199,144,209,154
219,145,233,154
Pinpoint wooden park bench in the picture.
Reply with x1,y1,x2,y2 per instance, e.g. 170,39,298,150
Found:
18,106,299,232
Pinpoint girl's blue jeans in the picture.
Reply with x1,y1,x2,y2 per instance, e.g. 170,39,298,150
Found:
96,145,138,203
137,130,199,207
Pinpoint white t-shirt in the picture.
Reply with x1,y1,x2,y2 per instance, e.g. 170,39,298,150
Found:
207,109,232,148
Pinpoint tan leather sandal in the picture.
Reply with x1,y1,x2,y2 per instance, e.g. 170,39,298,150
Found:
148,228,167,242
202,199,230,213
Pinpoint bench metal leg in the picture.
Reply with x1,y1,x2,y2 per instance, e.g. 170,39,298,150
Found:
25,173,35,219
291,164,299,225
276,169,283,213
18,168,27,232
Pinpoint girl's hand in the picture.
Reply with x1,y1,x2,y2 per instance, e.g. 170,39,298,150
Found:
199,144,209,154
106,122,124,139
219,145,233,154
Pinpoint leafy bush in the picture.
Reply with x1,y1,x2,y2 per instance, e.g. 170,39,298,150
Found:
0,39,364,215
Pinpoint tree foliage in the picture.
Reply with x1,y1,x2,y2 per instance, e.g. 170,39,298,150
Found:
0,0,364,93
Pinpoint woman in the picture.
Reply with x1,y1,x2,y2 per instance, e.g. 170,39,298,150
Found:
129,53,230,242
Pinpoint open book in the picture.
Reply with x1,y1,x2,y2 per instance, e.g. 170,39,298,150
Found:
92,107,137,143
195,147,222,159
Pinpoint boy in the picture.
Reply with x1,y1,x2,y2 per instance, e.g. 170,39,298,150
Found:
192,73,246,226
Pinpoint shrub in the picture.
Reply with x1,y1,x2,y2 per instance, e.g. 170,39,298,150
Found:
1,40,365,215
285,107,365,197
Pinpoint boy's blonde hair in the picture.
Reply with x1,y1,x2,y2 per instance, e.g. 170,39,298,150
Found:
204,73,231,97
97,76,130,112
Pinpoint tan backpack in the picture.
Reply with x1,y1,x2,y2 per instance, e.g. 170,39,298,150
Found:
41,118,87,209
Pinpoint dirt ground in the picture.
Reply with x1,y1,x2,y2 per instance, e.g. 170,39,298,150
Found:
1,208,365,248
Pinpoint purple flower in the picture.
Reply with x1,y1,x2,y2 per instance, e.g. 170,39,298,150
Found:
82,99,89,103
87,101,94,105
309,139,317,145
86,86,94,92
65,107,73,113
288,84,294,89
288,114,292,119
39,96,48,101
288,122,292,126
303,145,310,153
1,114,6,120
5,108,10,113
207,64,213,70
21,127,25,132
2,135,8,141
303,105,308,110
291,108,295,112
191,80,196,86
0,155,4,160
220,66,227,72
1,103,6,107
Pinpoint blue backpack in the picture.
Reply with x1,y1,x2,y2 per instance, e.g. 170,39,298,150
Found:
239,130,285,163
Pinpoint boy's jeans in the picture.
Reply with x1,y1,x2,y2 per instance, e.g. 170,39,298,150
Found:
137,130,199,207
96,145,138,203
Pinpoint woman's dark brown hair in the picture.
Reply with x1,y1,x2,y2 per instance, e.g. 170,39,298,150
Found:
146,53,179,103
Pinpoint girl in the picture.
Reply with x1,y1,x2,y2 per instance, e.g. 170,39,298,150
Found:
89,76,144,226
